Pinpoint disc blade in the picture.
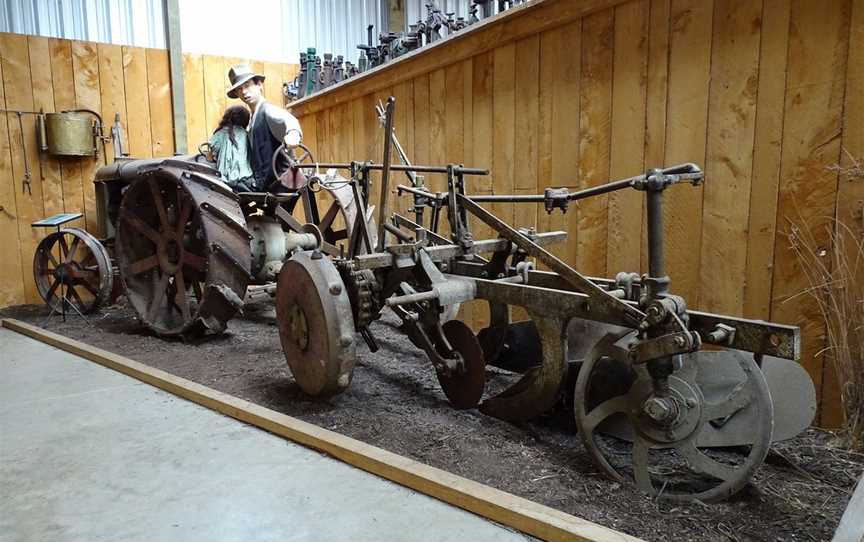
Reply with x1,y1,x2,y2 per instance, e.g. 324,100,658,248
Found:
437,320,486,410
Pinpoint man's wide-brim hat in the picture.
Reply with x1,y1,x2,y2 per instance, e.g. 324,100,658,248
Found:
226,64,265,98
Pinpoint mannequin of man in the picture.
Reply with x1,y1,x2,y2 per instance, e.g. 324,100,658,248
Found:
226,64,303,191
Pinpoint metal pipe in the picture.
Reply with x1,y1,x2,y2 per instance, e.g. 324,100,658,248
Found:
566,178,636,201
376,97,395,252
385,289,438,307
396,184,446,200
312,162,489,175
466,194,546,203
647,187,664,278
383,221,412,242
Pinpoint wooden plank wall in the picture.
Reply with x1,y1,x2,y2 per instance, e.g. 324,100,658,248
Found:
290,0,862,427
0,31,298,310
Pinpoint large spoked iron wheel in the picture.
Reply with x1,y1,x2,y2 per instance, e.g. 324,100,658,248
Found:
573,331,774,502
116,163,252,336
33,227,113,314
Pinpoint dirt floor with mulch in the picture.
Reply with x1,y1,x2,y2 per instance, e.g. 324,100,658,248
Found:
2,300,862,542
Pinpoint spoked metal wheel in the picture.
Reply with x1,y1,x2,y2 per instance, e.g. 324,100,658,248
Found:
573,330,774,502
116,163,251,336
33,228,113,314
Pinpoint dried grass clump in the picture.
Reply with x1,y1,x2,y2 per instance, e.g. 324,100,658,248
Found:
827,148,864,181
787,215,864,451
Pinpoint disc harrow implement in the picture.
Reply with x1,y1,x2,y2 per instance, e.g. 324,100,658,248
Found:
265,97,814,503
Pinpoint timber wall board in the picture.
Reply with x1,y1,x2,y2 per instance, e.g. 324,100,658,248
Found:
290,0,863,427
0,31,298,310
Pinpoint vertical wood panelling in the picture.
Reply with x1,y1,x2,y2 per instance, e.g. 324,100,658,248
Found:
28,37,63,218
770,0,851,424
183,53,206,152
0,49,25,307
538,22,581,267
351,96,366,161
492,44,516,225
122,46,152,158
607,0,649,275
146,48,174,157
577,10,614,277
49,39,84,227
662,0,713,304
263,61,284,108
513,36,540,191
743,0,791,320
699,0,762,315
97,44,128,165
71,41,101,233
2,33,44,303
202,55,227,134
825,0,864,428
413,74,431,169
471,52,494,193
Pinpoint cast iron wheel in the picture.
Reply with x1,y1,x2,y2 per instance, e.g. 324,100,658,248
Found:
116,163,251,336
276,250,357,397
573,330,774,502
33,227,113,314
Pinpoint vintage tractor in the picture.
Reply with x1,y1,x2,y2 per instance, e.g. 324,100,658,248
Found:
81,144,374,336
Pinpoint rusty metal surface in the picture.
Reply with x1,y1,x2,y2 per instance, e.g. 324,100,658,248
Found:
598,351,816,447
44,112,96,156
276,250,357,397
351,231,567,270
33,227,113,314
479,313,569,422
573,331,774,502
458,270,799,360
438,320,486,409
456,194,645,329
116,161,251,336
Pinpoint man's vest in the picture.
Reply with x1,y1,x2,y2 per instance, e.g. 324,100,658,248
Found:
249,106,280,189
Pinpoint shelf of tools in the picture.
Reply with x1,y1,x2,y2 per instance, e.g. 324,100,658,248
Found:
283,0,531,103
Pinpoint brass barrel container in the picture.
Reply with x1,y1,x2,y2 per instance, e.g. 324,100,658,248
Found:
45,112,95,156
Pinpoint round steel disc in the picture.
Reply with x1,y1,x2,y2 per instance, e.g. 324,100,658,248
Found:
276,251,356,397
437,320,486,409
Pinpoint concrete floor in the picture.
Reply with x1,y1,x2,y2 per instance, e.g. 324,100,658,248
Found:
0,328,532,542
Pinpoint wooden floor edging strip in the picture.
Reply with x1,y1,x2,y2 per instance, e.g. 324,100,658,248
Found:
0,318,641,542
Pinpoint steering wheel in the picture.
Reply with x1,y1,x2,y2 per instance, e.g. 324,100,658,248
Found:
271,142,315,191
197,141,214,162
